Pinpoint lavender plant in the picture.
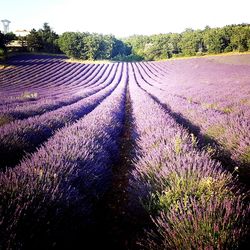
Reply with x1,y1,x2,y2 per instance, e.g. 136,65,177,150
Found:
128,62,249,249
0,62,127,249
0,63,121,168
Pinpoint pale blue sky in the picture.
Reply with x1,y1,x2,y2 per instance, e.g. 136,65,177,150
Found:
1,0,250,37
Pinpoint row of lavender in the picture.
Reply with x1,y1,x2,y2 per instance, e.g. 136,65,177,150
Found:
128,62,249,249
149,57,250,117
0,61,122,168
133,59,250,180
0,63,115,125
1,55,249,248
0,55,112,105
0,62,128,249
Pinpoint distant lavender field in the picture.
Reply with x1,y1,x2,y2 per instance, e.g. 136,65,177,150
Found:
0,54,249,249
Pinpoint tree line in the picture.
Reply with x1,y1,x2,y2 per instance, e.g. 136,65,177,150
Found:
58,32,131,60
1,23,250,61
125,24,250,60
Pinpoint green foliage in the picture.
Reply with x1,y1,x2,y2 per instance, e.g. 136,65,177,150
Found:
124,33,181,60
231,25,250,52
22,23,250,61
178,28,204,56
111,38,131,58
0,31,17,58
26,29,43,52
58,32,84,59
16,23,250,61
174,136,183,155
153,195,248,250
145,171,232,215
26,23,60,53
205,125,226,139
122,24,250,61
58,32,130,60
240,146,250,165
112,54,143,62
0,48,5,60
0,48,4,55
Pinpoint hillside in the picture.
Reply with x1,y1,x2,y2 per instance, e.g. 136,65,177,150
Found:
0,53,249,249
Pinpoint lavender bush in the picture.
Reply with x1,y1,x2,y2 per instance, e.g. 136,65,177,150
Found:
128,62,249,249
0,62,127,249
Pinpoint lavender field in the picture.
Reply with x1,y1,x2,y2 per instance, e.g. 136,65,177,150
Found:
0,54,250,249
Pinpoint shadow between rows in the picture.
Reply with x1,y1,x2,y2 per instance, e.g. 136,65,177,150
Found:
138,85,250,190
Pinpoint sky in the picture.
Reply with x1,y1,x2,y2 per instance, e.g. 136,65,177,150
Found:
1,0,250,37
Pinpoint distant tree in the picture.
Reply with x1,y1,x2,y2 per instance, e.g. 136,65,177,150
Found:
3,32,16,45
124,35,149,59
112,38,131,58
96,34,113,59
84,33,100,60
38,23,60,53
168,33,181,56
203,28,231,53
26,23,60,53
146,34,170,60
0,32,5,49
59,31,131,60
178,29,204,56
57,23,250,61
58,32,85,59
231,25,250,52
26,29,43,51
0,32,16,58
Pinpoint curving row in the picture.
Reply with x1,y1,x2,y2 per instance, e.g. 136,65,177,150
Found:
0,63,111,110
0,64,115,124
0,62,94,103
0,62,128,249
133,61,250,178
0,56,115,105
128,62,249,249
0,63,122,168
149,59,250,117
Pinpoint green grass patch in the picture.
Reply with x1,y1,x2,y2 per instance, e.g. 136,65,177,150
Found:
146,171,232,215
205,125,226,139
240,146,250,165
0,115,14,126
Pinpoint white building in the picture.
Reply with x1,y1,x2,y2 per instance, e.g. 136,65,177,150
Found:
14,29,30,37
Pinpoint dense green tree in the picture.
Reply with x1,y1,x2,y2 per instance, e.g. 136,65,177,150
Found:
168,33,181,56
203,27,231,53
0,32,16,49
0,32,16,59
0,32,5,49
124,35,150,59
38,23,60,53
231,25,250,52
26,23,60,53
112,38,131,58
178,29,204,56
58,32,130,60
58,32,85,58
26,29,43,51
27,23,250,61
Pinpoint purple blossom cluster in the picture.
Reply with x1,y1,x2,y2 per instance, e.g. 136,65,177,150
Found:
133,59,250,178
128,62,249,249
0,55,113,107
0,62,127,249
0,54,249,249
0,63,122,168
0,63,113,123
